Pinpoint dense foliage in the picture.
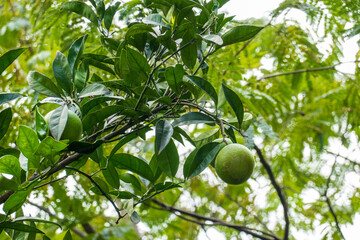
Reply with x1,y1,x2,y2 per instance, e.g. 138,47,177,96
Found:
0,0,359,239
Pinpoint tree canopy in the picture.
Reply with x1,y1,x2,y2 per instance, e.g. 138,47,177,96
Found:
0,0,359,239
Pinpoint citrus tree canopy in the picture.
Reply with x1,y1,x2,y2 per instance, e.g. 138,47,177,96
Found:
0,0,359,239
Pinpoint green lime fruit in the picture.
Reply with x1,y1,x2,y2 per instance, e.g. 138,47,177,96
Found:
45,110,83,142
215,143,254,185
210,138,233,167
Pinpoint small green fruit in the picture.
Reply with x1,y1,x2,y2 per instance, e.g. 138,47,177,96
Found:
215,143,254,185
45,110,83,142
210,138,232,167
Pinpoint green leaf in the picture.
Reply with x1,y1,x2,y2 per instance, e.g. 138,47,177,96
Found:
110,153,154,182
0,155,21,181
0,222,43,234
96,1,105,19
49,106,68,141
68,140,103,154
201,34,223,45
0,108,12,140
81,96,123,115
0,48,26,74
102,160,120,189
165,64,184,95
61,1,98,26
104,2,121,30
14,217,62,229
185,75,218,106
82,105,123,131
183,148,198,178
143,14,170,28
222,83,244,127
79,83,110,98
149,155,162,182
68,34,88,77
156,139,179,178
35,136,68,157
125,24,155,42
3,182,37,214
130,211,140,224
126,48,150,82
27,71,62,97
193,128,219,148
74,61,89,91
155,120,174,154
180,33,197,70
172,112,214,127
0,93,22,105
119,173,141,191
53,51,73,95
63,230,72,240
17,126,39,160
186,142,221,178
221,25,264,47
35,109,47,141
90,177,109,195
109,133,138,159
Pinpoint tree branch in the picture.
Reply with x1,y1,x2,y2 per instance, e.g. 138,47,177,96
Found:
254,144,290,240
65,166,123,224
151,199,281,240
322,160,346,240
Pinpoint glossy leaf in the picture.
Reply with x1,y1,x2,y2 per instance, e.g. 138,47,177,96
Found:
74,61,89,91
104,2,121,30
0,48,26,74
0,155,21,181
185,142,221,178
165,64,184,95
0,108,12,140
82,105,123,131
68,34,88,77
102,161,120,189
17,126,39,160
221,25,264,47
222,83,244,127
156,139,179,178
81,96,123,115
119,173,142,191
143,14,170,28
3,183,36,214
61,1,98,26
172,112,214,127
185,75,218,106
155,120,173,154
53,51,72,95
49,106,68,141
183,148,198,178
27,71,62,97
79,83,110,98
126,48,150,81
180,33,197,70
201,34,223,45
131,211,140,224
35,136,68,157
125,24,155,42
108,133,138,159
110,153,154,182
0,222,43,234
35,108,47,141
0,93,22,105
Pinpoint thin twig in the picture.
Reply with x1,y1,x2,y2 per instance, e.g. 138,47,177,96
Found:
151,199,280,240
323,160,346,240
65,166,123,223
254,145,290,240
